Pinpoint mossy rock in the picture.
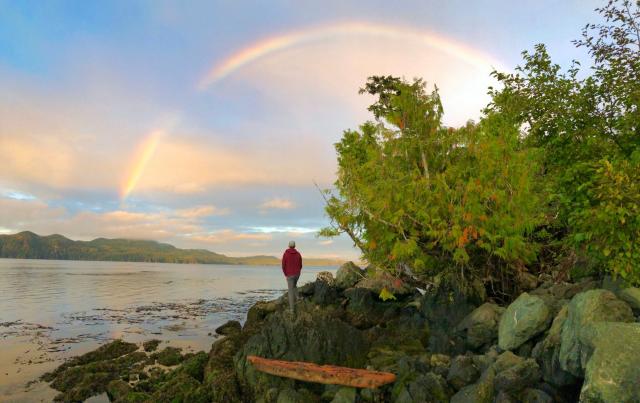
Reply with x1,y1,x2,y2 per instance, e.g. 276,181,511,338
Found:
331,387,357,403
43,339,138,381
450,367,496,403
498,293,551,351
447,355,480,391
106,379,131,401
152,346,184,366
179,351,208,382
216,320,242,336
150,372,209,403
143,339,161,352
531,305,576,387
618,287,640,312
392,371,451,403
235,300,369,397
335,262,363,289
46,348,149,402
579,322,640,402
456,303,505,351
558,289,634,377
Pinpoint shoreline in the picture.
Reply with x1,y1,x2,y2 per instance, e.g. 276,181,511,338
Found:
37,263,640,402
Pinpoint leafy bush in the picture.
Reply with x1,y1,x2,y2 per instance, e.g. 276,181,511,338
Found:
569,156,640,284
320,78,546,296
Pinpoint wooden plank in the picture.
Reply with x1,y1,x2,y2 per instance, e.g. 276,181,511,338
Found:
247,355,396,388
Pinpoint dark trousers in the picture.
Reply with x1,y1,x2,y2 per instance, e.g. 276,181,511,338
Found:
286,274,299,312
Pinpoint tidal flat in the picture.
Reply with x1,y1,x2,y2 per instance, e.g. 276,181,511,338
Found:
0,258,335,402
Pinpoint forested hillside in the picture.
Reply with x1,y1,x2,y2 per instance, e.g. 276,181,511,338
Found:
0,231,341,266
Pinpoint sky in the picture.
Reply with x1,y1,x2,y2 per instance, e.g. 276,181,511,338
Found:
0,0,602,259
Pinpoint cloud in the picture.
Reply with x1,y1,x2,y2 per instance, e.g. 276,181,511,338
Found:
247,226,318,234
175,205,230,218
259,197,295,210
190,230,272,244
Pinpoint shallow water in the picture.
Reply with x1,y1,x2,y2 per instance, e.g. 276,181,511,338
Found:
0,258,335,402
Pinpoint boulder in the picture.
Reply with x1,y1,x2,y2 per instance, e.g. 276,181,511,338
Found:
275,388,307,403
517,272,539,291
368,312,429,359
392,372,451,403
429,354,451,378
331,387,356,403
344,287,380,328
335,262,363,289
558,289,634,377
106,380,132,402
204,331,245,402
143,339,161,352
498,293,551,351
456,303,505,350
450,367,496,403
150,372,211,402
447,355,480,391
421,284,478,355
244,300,280,333
234,301,369,396
531,306,576,387
618,287,640,312
521,388,553,403
316,271,335,285
312,280,339,306
493,351,524,373
152,347,184,366
471,347,499,373
297,282,315,297
579,322,640,402
216,320,242,336
494,357,541,393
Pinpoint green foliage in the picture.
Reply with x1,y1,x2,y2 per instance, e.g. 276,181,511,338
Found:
322,0,640,292
570,156,640,284
487,0,640,284
322,77,545,293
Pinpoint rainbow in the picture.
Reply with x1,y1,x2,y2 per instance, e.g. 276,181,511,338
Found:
120,129,164,200
198,21,505,89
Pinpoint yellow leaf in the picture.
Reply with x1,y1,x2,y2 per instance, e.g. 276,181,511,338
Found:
379,287,396,301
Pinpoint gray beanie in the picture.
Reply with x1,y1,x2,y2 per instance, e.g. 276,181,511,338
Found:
288,240,296,248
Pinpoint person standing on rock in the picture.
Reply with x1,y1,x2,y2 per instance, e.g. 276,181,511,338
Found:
282,240,303,314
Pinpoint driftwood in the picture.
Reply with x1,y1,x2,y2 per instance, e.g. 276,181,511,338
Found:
247,355,396,388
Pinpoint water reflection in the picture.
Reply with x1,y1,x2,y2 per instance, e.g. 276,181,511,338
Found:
0,258,335,400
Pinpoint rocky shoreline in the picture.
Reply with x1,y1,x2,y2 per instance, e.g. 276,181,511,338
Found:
42,263,640,402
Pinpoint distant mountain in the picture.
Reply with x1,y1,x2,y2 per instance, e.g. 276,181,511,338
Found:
0,232,343,266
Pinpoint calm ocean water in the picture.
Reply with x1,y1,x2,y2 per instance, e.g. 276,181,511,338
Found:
0,258,336,401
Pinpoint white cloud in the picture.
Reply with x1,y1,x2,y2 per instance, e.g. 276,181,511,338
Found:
259,197,296,210
247,226,318,234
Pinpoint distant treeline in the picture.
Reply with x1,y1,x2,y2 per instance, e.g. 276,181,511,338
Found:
0,232,342,266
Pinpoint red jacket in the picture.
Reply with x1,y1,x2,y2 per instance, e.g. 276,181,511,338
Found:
282,247,302,277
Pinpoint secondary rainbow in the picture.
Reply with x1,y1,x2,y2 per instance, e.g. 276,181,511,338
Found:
198,21,505,89
120,129,164,200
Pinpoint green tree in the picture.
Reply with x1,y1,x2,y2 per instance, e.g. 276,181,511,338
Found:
321,78,546,297
487,0,640,283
